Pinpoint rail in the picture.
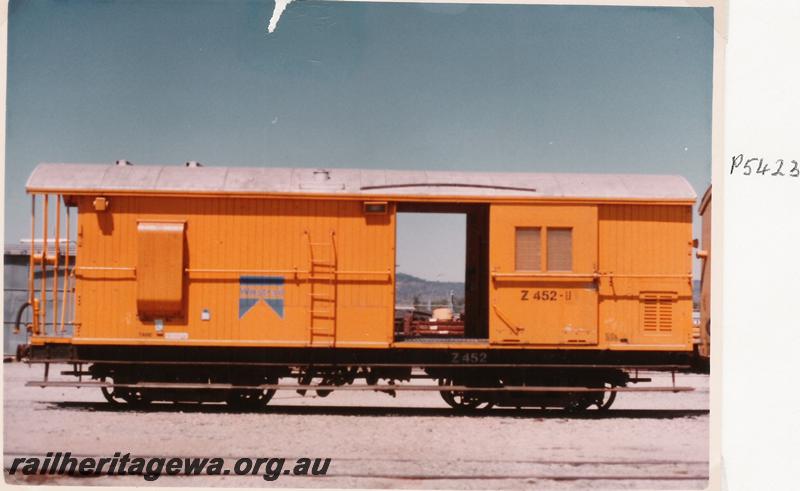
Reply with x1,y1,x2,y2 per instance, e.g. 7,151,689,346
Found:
72,267,393,279
491,272,597,281
491,272,692,280
25,380,695,393
74,266,136,272
186,268,392,278
599,273,693,279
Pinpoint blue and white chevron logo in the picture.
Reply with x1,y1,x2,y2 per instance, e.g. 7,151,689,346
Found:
239,276,285,319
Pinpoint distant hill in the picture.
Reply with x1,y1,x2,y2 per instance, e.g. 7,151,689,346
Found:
395,273,464,308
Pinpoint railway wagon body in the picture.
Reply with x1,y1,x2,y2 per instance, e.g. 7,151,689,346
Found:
697,185,712,359
22,162,697,410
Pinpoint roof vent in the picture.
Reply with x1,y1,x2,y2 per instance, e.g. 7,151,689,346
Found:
185,161,203,168
116,160,132,166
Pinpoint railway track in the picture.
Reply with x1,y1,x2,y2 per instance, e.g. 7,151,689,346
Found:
44,400,709,419
5,363,710,489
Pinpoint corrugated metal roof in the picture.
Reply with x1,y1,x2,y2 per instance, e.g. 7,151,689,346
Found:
26,163,696,201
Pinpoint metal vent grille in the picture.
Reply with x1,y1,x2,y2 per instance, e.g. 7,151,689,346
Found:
640,292,676,332
547,228,572,271
515,228,541,271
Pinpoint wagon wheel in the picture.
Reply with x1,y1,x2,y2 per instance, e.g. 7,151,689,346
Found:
99,377,125,405
438,378,494,411
226,377,277,411
595,384,617,411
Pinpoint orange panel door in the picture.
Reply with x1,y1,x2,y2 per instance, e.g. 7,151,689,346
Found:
136,221,186,319
489,204,598,345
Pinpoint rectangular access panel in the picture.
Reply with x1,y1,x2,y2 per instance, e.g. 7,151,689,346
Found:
489,204,598,345
137,221,186,319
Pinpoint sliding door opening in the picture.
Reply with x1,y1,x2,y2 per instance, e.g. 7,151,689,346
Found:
394,203,489,341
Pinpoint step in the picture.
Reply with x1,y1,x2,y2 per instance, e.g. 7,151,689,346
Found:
309,294,335,301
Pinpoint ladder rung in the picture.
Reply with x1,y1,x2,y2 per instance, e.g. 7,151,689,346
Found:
310,309,333,314
311,261,335,266
309,294,334,300
311,331,335,336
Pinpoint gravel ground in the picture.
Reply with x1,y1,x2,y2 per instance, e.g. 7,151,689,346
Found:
4,362,709,489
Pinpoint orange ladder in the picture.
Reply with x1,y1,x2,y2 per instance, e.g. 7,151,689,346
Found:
306,230,338,346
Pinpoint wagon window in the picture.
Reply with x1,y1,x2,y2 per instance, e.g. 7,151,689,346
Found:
515,227,541,271
547,228,572,271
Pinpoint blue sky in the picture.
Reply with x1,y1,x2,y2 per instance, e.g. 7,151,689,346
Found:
5,1,713,281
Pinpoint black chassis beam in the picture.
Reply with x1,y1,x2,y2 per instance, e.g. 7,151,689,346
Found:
25,343,695,370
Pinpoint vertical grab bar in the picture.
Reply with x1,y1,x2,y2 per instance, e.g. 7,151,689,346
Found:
29,196,37,334
28,196,35,304
53,195,60,335
42,195,48,336
60,204,70,333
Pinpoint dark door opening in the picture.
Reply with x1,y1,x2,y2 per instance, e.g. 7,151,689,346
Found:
394,203,489,341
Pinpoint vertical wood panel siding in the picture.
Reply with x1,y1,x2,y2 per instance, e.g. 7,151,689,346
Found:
74,196,394,347
597,204,693,347
70,195,692,352
489,204,599,346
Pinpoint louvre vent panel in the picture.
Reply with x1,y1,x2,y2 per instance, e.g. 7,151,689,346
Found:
640,293,675,333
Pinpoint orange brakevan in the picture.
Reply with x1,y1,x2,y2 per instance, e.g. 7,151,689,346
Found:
19,162,701,411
